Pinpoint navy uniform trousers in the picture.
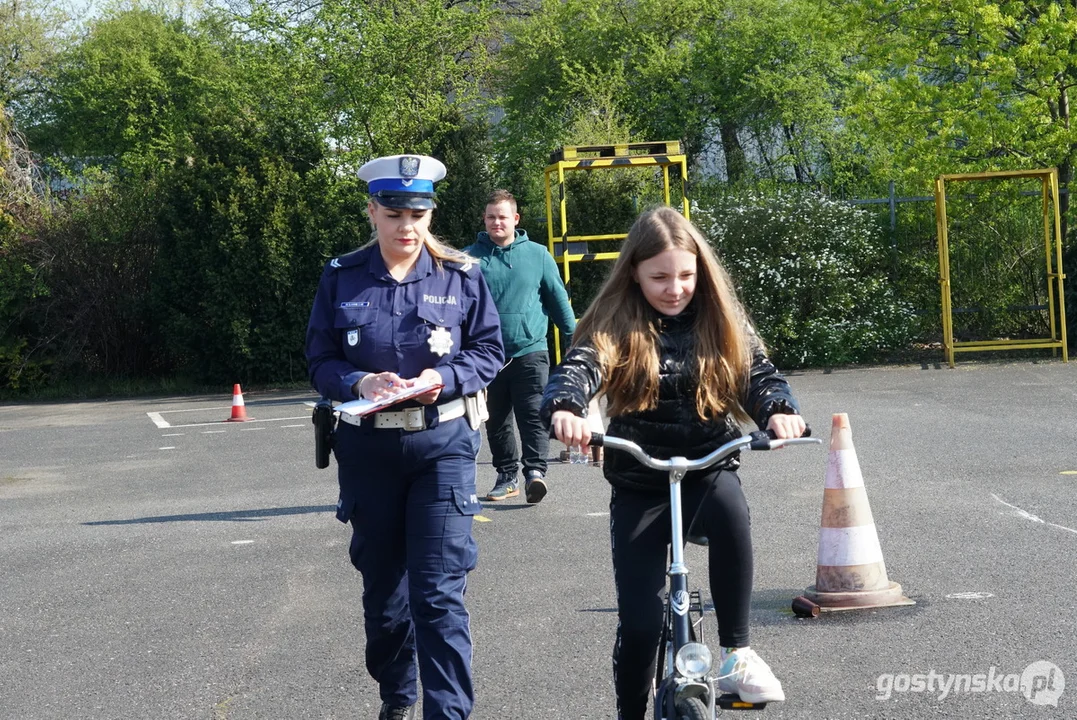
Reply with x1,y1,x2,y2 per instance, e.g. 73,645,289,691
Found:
334,414,482,719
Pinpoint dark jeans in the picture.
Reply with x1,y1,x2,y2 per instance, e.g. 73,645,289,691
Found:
485,350,550,478
609,470,753,720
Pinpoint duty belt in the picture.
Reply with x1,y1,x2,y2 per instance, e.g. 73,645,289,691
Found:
337,397,466,432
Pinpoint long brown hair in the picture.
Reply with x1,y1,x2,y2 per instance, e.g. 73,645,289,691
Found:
573,206,753,422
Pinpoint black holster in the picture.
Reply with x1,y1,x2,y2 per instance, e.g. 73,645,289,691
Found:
312,398,336,469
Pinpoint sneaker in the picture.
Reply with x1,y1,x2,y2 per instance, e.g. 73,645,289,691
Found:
716,647,786,704
524,470,547,504
486,472,519,501
378,703,416,720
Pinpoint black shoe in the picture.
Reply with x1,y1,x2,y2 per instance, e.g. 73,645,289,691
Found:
486,471,520,501
524,470,547,504
378,703,416,720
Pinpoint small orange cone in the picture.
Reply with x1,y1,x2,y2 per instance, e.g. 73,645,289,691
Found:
801,413,913,611
226,383,252,422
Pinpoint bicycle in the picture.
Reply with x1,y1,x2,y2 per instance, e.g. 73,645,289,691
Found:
589,429,821,720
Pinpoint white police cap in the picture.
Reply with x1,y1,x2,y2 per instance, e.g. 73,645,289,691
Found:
358,154,447,209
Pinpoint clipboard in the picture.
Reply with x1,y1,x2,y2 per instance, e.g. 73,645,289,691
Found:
336,380,445,418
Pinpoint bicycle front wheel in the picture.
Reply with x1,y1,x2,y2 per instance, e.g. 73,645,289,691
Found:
674,697,709,720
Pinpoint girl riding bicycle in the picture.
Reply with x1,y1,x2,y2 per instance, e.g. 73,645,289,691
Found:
540,206,806,719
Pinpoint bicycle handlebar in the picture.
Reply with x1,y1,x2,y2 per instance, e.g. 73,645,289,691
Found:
588,428,820,472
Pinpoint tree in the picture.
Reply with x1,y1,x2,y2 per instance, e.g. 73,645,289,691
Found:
245,0,497,167
689,0,854,185
1,103,49,390
0,0,74,111
27,8,245,172
848,0,1077,206
493,0,853,187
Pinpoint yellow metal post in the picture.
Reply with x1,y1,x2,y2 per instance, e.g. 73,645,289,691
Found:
934,177,954,368
680,158,691,221
544,170,561,362
1042,174,1058,356
1049,169,1068,361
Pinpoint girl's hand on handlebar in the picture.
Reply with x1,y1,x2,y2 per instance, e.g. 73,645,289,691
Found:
552,410,591,447
767,413,806,439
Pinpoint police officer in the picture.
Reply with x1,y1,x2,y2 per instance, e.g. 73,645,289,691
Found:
306,154,504,720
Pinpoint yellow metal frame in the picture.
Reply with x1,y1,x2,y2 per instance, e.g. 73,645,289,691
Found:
934,168,1068,368
544,141,690,361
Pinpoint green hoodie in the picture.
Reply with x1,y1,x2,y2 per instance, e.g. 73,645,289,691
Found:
465,229,576,358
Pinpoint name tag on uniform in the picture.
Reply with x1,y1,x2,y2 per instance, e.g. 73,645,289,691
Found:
347,329,359,346
340,301,370,308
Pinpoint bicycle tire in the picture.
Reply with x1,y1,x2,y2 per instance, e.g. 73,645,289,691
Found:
675,696,710,720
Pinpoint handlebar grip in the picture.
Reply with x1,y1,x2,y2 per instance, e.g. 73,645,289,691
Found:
752,423,813,450
588,432,604,447
749,430,773,450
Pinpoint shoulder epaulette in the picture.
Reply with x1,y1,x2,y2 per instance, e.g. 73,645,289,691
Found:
447,256,476,274
329,246,371,270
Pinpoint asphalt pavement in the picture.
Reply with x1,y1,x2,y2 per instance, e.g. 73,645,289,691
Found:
1,359,1075,719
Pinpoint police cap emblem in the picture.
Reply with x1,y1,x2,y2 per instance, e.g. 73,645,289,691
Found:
399,156,420,178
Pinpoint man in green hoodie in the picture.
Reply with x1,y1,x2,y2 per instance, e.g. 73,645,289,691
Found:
465,190,577,504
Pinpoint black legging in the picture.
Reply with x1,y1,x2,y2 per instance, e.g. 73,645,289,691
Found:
609,469,753,720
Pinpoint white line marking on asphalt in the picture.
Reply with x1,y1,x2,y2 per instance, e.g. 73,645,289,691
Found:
147,412,170,429
586,512,609,517
281,424,304,428
159,446,176,450
239,427,265,431
946,591,994,600
991,494,1077,536
165,415,310,429
162,433,184,437
202,430,226,434
231,540,255,545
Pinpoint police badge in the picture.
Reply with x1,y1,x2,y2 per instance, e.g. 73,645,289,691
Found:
428,326,453,356
399,156,420,187
347,329,359,346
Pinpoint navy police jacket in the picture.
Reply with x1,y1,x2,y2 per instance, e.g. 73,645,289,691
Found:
306,243,505,404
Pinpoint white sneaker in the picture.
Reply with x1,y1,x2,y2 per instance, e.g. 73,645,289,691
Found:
716,647,786,703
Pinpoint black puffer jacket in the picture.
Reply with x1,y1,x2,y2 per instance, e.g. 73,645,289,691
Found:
539,306,800,493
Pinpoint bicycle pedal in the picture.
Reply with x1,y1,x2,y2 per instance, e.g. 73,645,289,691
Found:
717,694,766,710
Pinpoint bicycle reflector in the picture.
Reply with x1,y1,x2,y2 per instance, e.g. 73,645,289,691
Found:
675,642,713,679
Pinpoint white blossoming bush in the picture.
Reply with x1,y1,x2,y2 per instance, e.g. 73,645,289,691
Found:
693,188,917,368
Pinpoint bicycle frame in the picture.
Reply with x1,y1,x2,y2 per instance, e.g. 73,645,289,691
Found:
594,431,820,719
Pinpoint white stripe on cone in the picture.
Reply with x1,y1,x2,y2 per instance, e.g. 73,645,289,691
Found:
817,526,885,566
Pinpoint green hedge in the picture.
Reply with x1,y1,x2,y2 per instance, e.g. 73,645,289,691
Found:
692,186,917,367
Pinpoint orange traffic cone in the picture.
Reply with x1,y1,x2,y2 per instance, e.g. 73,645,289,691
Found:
801,413,913,611
226,384,252,422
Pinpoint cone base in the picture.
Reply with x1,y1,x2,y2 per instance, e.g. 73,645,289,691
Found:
804,582,915,612
226,416,252,422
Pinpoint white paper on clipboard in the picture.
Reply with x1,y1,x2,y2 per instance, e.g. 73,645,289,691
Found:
335,381,444,418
